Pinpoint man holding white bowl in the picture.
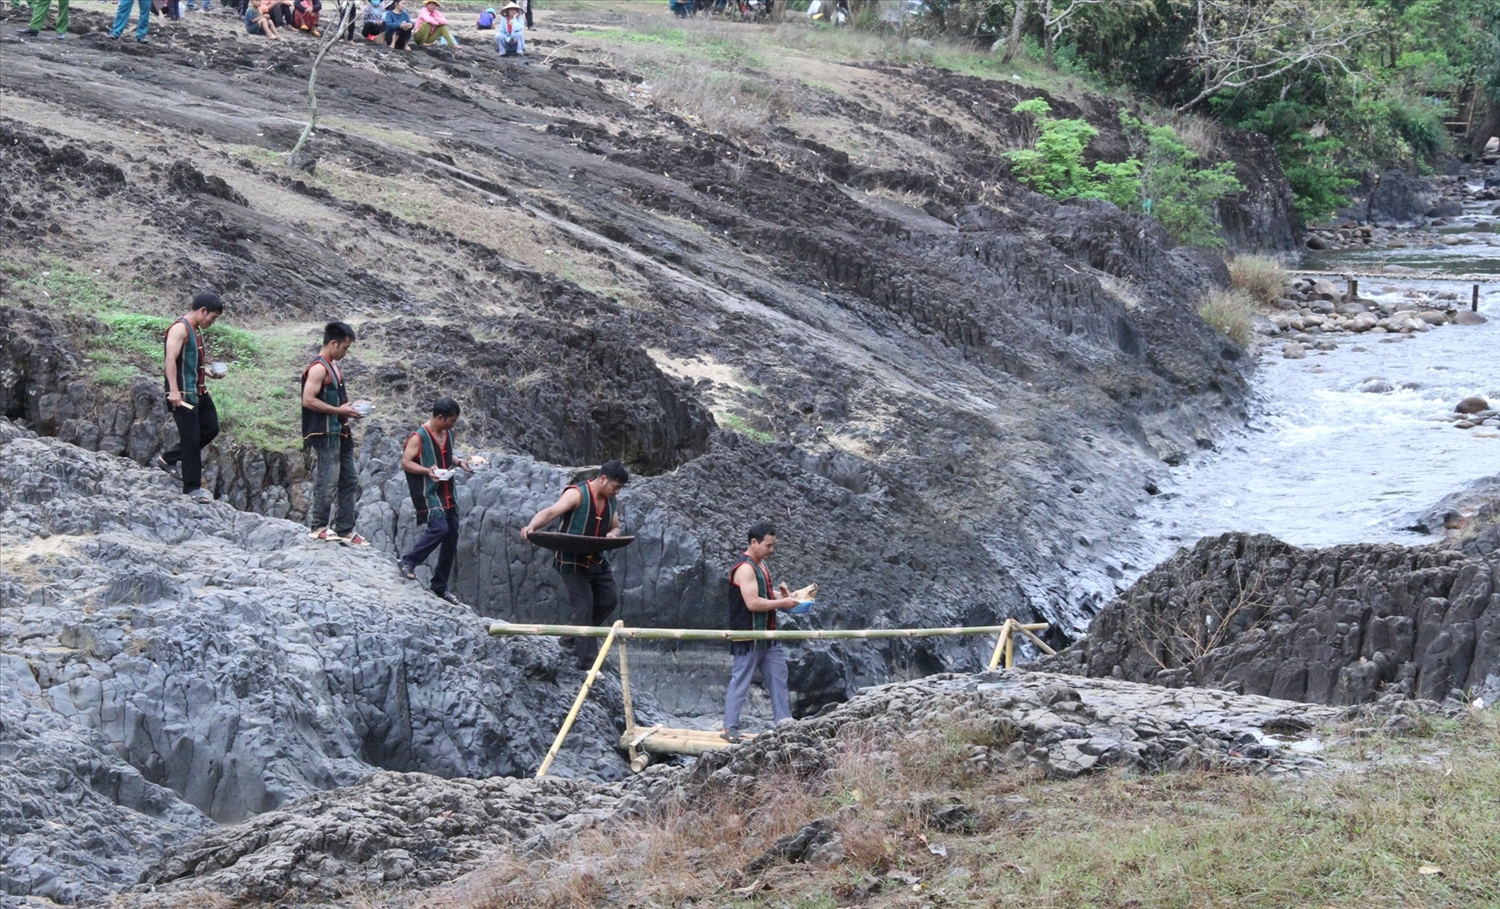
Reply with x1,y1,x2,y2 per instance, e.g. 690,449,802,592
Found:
397,396,471,604
300,321,370,544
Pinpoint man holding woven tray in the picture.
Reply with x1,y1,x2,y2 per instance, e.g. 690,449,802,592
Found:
520,460,629,669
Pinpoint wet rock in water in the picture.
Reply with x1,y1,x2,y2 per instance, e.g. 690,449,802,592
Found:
1416,310,1449,325
1456,396,1490,414
1455,310,1489,325
1305,235,1327,250
1282,342,1307,359
1347,313,1379,333
1425,201,1464,219
1309,279,1342,301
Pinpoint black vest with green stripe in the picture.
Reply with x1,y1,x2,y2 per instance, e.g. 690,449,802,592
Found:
300,355,349,447
404,424,454,524
726,555,777,636
164,317,206,404
554,481,616,574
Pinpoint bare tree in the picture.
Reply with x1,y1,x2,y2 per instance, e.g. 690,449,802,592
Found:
1177,0,1373,113
289,3,359,160
997,0,1026,63
1041,0,1099,67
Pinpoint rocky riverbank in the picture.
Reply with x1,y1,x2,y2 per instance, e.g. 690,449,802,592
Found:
105,670,1350,905
1036,525,1500,707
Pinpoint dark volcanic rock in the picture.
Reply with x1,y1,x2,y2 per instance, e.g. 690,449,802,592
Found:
0,420,631,902
1037,532,1500,705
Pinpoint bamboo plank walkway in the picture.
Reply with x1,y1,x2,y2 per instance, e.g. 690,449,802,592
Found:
1288,268,1491,282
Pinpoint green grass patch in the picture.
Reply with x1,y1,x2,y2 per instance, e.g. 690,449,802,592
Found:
718,411,774,443
1199,287,1258,347
5,259,308,451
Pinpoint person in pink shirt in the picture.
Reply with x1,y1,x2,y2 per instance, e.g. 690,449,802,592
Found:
412,0,457,46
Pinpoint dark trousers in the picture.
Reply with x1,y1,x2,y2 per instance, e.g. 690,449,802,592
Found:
559,563,617,667
523,0,531,27
401,507,459,594
385,25,410,47
163,394,219,493
308,434,358,535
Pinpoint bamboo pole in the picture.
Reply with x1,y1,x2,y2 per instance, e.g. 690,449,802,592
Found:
1014,622,1058,656
535,620,623,779
1005,625,1014,668
618,637,637,765
987,620,1014,672
491,621,1047,642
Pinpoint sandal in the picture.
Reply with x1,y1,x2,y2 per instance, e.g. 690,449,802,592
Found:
343,532,370,546
398,562,417,581
309,527,340,542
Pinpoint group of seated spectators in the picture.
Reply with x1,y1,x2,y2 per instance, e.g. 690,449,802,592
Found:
232,0,530,51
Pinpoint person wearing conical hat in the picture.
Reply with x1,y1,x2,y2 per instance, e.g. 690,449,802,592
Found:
475,4,494,28
495,0,523,55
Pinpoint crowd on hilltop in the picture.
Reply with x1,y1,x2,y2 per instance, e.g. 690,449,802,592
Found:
15,0,533,51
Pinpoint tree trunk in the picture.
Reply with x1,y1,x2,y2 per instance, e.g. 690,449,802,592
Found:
1043,0,1054,67
1000,0,1026,62
289,4,356,159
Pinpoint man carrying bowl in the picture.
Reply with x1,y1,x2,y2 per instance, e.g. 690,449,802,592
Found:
520,459,629,669
398,396,471,604
160,291,225,503
300,321,369,544
722,521,814,744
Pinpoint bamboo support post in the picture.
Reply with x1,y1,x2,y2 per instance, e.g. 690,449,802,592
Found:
987,620,1014,672
1005,625,1014,668
535,620,623,779
1013,622,1057,656
1475,284,1481,312
618,638,637,765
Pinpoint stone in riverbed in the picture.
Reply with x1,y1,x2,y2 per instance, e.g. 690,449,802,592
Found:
1305,235,1327,250
1416,310,1448,325
1456,396,1490,415
1309,279,1342,302
1348,313,1379,333
1455,311,1488,325
1282,342,1307,359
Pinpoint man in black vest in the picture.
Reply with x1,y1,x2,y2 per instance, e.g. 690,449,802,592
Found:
300,321,367,544
722,521,801,743
161,291,224,503
520,460,629,669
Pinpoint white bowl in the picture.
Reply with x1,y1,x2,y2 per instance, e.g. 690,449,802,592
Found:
431,468,455,481
351,401,373,417
208,362,228,378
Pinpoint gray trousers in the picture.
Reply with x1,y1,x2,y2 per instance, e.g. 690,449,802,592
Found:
724,642,791,729
307,434,358,535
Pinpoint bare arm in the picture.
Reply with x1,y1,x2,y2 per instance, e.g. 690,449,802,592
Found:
300,362,359,417
735,563,797,613
400,433,435,478
164,322,186,407
520,486,582,540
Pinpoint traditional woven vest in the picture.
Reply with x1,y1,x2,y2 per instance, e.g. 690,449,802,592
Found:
726,555,775,648
404,424,454,524
300,355,348,446
164,317,206,404
554,481,616,574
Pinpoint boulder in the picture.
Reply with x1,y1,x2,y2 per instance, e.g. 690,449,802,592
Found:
1456,396,1490,415
1281,342,1307,359
1455,311,1489,326
1309,279,1343,301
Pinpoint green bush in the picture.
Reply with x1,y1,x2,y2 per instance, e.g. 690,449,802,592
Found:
1123,113,1242,247
1005,99,1141,204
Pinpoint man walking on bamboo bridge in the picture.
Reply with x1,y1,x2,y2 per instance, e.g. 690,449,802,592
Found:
722,521,802,744
521,460,630,669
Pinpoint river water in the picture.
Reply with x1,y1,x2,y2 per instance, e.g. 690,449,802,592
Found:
1124,186,1500,579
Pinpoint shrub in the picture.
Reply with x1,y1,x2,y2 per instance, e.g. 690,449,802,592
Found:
1227,255,1288,306
1123,112,1242,247
1198,287,1256,346
1005,99,1141,204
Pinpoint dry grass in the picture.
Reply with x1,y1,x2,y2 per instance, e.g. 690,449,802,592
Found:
1228,254,1291,306
1172,111,1224,159
1199,287,1258,347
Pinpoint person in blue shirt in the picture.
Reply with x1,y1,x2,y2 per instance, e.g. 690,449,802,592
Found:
475,5,493,28
384,0,413,49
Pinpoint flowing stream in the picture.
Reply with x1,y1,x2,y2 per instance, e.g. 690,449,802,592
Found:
1125,185,1500,577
